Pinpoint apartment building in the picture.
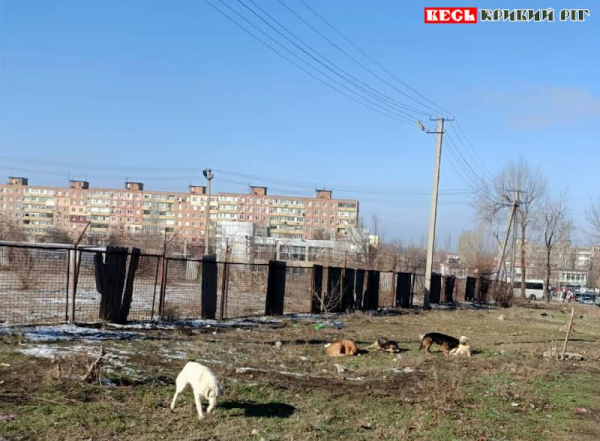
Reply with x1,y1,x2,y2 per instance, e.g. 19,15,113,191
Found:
0,177,359,244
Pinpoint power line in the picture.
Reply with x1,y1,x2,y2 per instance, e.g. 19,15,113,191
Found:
292,1,494,179
447,120,493,180
0,155,198,173
233,0,424,122
212,168,470,196
444,131,486,187
275,0,435,118
204,0,416,125
297,0,452,117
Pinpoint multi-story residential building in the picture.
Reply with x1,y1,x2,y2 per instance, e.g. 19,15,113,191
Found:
0,177,359,245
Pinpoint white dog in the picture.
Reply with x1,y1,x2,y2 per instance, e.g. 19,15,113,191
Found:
170,362,224,419
449,336,472,357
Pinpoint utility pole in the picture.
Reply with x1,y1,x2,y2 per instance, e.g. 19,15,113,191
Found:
202,169,214,257
505,190,525,288
508,190,520,287
418,116,453,309
495,198,517,283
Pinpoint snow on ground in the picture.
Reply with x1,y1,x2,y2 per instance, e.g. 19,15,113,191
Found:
0,324,145,343
16,343,98,359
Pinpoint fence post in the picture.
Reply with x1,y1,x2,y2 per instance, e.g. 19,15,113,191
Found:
68,249,78,324
69,249,77,324
158,256,168,318
150,256,161,320
265,260,286,316
219,252,230,321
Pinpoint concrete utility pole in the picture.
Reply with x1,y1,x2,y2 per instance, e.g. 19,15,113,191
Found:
507,190,523,286
495,197,518,283
418,116,453,309
202,169,214,257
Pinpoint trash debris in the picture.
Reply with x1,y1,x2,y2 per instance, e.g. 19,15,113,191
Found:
540,312,548,317
511,402,519,408
0,415,16,421
334,364,347,374
360,423,372,430
497,315,505,321
576,407,588,415
299,356,310,362
274,341,282,349
251,429,259,435
236,367,250,374
543,348,586,361
0,363,10,367
403,367,415,374
314,321,342,330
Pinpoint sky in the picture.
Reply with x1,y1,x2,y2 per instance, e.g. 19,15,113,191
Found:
0,0,598,247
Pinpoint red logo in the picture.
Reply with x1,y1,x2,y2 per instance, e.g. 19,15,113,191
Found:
424,7,478,24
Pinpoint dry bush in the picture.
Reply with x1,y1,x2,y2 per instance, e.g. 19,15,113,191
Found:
162,306,181,321
492,281,515,307
7,247,38,290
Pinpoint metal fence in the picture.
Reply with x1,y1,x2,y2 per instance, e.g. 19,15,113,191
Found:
0,242,483,326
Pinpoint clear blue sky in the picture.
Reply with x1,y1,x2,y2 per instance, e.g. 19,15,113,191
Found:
1,0,598,246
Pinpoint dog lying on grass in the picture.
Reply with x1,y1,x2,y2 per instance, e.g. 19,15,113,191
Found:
171,362,223,419
365,337,401,353
325,339,358,357
449,336,472,357
419,332,460,355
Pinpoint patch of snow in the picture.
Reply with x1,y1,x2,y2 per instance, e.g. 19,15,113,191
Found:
16,344,96,359
1,324,144,343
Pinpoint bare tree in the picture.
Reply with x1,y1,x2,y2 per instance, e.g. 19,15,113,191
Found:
348,217,377,269
0,226,26,242
477,157,546,298
41,228,74,245
312,228,329,240
457,225,495,276
539,196,571,302
586,198,600,243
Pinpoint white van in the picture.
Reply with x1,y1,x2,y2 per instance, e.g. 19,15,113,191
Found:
513,279,546,300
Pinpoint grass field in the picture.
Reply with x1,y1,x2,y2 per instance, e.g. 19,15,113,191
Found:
1,302,600,440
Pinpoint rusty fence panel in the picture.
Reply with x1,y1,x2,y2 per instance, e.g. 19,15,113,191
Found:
284,266,312,314
162,257,202,320
0,244,70,325
222,262,268,318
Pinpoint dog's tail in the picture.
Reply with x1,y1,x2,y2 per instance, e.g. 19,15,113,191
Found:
418,334,425,351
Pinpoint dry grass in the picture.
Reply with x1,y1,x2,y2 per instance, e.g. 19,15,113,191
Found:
2,303,600,440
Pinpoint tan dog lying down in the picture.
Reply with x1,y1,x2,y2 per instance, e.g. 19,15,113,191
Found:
449,336,472,357
325,339,358,357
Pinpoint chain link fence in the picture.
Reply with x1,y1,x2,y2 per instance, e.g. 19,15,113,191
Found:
0,242,480,326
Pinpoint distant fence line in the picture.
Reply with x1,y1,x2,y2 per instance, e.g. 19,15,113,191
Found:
0,243,491,326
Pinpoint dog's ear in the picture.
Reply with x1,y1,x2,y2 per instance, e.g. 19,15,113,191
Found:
204,387,216,398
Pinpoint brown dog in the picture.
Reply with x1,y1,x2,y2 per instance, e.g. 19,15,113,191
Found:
366,337,401,353
419,332,459,355
325,339,358,357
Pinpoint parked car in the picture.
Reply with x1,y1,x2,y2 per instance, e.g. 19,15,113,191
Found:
576,292,596,305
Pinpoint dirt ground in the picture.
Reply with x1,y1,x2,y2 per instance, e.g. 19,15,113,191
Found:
1,302,600,440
